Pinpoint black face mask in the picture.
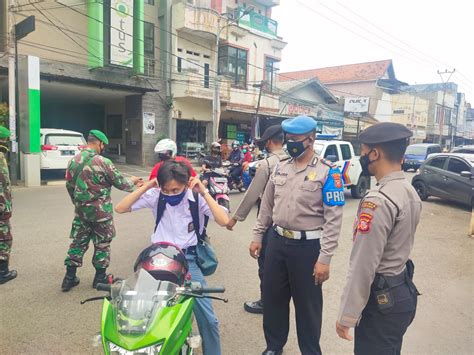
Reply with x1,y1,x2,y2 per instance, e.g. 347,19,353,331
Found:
159,153,171,161
287,137,310,159
359,149,376,176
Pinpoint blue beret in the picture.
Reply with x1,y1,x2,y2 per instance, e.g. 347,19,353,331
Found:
282,115,317,135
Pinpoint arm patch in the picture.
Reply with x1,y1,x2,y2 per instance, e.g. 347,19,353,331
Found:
323,167,345,206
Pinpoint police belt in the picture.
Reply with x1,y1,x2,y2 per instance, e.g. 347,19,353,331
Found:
274,225,321,240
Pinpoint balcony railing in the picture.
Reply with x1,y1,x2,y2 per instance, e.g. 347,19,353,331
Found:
236,7,278,37
173,2,220,39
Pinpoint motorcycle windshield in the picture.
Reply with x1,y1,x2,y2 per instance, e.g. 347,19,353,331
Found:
110,270,178,335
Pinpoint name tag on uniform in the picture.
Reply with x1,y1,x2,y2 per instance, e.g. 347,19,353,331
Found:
188,222,195,233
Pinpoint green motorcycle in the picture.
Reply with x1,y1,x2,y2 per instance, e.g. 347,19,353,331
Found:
81,243,227,355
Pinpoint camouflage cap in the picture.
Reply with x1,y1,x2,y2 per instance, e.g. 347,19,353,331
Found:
0,126,11,139
89,130,109,145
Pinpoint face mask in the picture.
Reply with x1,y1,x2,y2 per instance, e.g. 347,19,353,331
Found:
243,149,248,153
359,149,375,176
159,153,171,161
287,137,310,159
161,189,187,206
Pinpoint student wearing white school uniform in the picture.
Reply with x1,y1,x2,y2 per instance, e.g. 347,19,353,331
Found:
115,160,230,355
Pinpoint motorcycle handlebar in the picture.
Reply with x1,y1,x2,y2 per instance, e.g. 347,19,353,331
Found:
96,283,111,292
200,286,226,294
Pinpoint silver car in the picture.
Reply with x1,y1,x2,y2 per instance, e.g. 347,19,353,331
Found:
411,153,474,207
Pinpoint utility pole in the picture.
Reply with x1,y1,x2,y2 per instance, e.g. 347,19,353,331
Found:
7,0,18,184
437,69,455,148
253,81,265,139
411,94,417,142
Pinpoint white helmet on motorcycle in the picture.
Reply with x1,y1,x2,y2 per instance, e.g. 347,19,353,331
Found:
211,141,221,154
154,139,177,158
231,140,240,150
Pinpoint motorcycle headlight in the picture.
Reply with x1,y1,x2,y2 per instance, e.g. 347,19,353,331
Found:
108,342,163,354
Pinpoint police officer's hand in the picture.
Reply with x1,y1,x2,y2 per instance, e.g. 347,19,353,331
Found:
313,262,330,284
226,218,237,231
130,176,142,185
249,241,262,259
336,321,353,341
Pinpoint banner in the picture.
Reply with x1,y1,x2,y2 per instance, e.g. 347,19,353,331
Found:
110,0,134,67
143,112,156,134
344,97,370,117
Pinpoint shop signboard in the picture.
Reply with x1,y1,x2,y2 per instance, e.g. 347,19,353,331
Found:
110,0,134,67
344,97,370,117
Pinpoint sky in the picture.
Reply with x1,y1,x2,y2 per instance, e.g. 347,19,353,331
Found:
272,0,474,102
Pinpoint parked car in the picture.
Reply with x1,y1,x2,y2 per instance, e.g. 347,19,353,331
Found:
40,128,86,170
403,143,442,171
411,153,474,207
313,138,370,198
451,145,474,154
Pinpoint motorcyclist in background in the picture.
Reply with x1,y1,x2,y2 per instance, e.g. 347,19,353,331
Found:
228,141,244,185
201,142,223,185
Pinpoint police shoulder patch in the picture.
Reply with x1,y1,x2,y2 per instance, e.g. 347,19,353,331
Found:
322,167,345,206
361,201,378,210
357,213,373,233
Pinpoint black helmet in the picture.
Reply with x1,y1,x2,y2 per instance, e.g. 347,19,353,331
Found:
134,242,189,285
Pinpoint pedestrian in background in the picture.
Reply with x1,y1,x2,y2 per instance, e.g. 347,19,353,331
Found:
0,126,16,285
61,130,142,292
336,123,421,355
253,116,345,355
226,125,288,314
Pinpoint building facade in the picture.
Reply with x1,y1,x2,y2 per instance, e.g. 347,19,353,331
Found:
160,0,286,152
0,0,168,169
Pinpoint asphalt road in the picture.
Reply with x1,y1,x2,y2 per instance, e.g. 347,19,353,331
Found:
1,171,473,355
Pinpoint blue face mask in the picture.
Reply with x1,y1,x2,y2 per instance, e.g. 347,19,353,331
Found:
162,189,187,206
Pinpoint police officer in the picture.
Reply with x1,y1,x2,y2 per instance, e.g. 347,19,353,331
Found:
253,116,345,355
226,125,288,314
0,126,16,285
336,122,421,355
61,130,142,291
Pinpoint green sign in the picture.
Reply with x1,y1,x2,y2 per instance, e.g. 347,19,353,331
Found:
237,8,278,37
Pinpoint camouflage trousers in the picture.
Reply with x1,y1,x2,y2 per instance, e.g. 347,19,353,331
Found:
0,216,12,262
64,217,116,269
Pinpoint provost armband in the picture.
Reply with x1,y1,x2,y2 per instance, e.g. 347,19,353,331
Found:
323,168,345,206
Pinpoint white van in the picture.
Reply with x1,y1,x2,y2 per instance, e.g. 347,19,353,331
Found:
40,128,86,170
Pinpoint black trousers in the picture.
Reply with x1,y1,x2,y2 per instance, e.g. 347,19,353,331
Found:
354,293,417,355
229,166,242,183
263,229,323,355
257,226,270,300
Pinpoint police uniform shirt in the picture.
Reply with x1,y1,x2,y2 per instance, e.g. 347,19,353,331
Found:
338,171,422,327
253,153,344,265
232,149,289,221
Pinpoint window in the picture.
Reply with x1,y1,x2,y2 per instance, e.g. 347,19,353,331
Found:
393,109,405,114
145,0,154,4
265,57,280,91
218,45,248,88
447,158,469,174
428,157,447,169
144,22,155,76
203,54,211,59
340,144,352,160
204,64,210,88
177,57,182,73
435,105,452,126
324,145,339,161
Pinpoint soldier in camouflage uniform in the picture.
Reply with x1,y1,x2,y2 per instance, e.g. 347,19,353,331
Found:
0,126,16,285
62,130,142,291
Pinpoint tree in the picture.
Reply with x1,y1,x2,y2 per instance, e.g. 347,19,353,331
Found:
0,103,8,127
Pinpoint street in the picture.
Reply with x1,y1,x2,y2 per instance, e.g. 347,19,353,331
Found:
0,170,473,355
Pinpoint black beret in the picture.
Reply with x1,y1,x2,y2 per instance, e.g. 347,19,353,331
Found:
255,125,283,143
359,122,413,144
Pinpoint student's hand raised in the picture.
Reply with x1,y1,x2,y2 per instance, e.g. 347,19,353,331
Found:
189,176,207,195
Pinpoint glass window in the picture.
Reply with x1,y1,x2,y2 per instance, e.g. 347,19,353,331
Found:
46,134,85,146
340,144,352,160
427,157,447,169
447,158,469,174
145,0,154,5
144,22,154,56
324,145,339,161
218,45,248,87
265,57,280,92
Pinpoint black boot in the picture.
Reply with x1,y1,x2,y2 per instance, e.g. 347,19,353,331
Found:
244,299,264,314
92,268,108,289
0,260,17,285
61,266,80,292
